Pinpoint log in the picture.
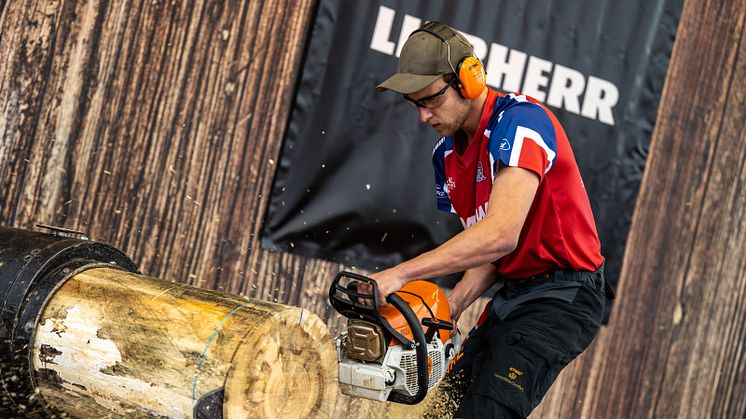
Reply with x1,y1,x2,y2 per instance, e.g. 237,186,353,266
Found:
31,267,338,418
0,227,337,418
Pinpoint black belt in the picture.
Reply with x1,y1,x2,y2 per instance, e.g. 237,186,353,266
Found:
501,264,615,300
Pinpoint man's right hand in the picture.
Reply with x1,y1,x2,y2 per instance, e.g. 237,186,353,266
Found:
448,297,464,331
447,263,499,329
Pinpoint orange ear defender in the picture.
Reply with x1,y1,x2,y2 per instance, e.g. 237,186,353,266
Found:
457,55,486,99
410,21,487,100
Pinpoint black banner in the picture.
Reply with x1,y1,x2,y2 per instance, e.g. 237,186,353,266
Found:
262,0,683,295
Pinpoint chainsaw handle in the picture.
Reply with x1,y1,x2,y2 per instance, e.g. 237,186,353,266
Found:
422,317,454,342
329,272,413,347
386,293,429,405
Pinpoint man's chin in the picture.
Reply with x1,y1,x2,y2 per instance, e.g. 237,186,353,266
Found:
432,125,455,137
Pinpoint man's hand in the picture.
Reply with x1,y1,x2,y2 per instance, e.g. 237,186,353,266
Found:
448,295,465,331
367,267,408,306
446,263,499,330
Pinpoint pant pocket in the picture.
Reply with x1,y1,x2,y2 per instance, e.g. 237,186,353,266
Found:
493,283,581,320
502,330,569,413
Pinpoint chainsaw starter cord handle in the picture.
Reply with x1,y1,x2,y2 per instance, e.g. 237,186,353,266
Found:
386,293,429,405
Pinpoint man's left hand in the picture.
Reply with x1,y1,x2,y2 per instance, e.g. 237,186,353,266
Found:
368,268,408,305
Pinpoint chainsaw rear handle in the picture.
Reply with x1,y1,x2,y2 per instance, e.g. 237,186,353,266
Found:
329,271,429,404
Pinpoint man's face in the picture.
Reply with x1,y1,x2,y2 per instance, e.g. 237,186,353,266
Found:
405,77,470,137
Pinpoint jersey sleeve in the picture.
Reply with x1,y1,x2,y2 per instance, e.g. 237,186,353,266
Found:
486,100,557,182
432,137,455,213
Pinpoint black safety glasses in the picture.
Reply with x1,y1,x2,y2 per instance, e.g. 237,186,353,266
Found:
403,79,455,109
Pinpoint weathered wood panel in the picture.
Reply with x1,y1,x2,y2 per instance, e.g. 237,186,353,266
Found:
0,0,318,297
533,0,746,418
592,0,746,416
2,0,745,417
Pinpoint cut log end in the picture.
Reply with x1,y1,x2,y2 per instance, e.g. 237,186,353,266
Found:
225,308,338,418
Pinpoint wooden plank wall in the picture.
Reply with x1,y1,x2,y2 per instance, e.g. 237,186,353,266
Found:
0,0,326,305
532,0,746,418
1,0,744,418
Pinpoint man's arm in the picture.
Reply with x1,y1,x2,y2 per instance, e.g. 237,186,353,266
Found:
369,166,539,300
448,262,499,328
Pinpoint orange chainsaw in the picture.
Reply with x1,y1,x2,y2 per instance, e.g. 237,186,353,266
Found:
329,271,462,404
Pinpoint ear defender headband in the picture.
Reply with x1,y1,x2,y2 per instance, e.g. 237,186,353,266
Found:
410,22,486,100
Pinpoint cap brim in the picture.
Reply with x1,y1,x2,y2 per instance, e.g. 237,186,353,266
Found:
375,73,443,94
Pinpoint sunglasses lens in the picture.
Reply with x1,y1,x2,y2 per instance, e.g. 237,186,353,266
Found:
403,80,453,109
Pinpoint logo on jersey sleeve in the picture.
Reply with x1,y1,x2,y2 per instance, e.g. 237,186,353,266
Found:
435,184,447,197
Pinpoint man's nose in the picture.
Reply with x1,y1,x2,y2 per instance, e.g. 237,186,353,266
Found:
418,107,432,123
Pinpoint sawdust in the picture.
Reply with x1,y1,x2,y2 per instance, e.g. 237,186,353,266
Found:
382,384,457,418
343,369,464,419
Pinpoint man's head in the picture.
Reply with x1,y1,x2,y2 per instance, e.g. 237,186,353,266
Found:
376,22,486,136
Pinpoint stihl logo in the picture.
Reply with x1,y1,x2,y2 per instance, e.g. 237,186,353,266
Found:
496,366,525,392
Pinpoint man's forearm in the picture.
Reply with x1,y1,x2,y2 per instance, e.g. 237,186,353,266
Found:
392,168,538,284
448,263,499,312
393,215,515,283
370,168,538,298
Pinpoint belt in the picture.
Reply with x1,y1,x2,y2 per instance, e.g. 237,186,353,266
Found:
499,263,615,300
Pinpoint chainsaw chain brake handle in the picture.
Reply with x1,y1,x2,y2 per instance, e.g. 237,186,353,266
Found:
421,317,454,343
329,271,429,404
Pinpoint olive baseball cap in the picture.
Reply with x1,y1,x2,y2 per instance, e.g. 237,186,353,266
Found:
376,22,474,94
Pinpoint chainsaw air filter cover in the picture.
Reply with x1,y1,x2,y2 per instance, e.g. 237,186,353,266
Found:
344,319,386,362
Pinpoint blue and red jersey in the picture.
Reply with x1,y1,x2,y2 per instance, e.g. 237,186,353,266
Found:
432,88,603,278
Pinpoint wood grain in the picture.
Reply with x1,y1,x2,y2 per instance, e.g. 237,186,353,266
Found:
593,0,746,417
33,267,338,418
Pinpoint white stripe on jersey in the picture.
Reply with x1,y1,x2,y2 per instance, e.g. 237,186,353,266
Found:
508,93,529,102
510,126,557,173
489,152,497,182
432,137,446,155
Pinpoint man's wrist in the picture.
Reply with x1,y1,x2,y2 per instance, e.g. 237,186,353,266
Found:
391,263,415,285
447,288,466,312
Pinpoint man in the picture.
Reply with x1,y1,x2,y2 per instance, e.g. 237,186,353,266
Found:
371,22,608,418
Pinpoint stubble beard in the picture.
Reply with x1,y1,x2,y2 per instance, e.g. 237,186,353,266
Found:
434,99,470,137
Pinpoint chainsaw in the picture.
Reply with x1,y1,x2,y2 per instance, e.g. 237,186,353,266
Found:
328,271,462,404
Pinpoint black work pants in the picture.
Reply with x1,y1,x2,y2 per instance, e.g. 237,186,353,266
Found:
443,265,606,419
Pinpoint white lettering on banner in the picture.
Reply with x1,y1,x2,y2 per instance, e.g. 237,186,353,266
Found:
581,76,619,126
522,56,553,102
547,64,585,115
370,6,396,54
370,6,620,126
486,43,527,92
